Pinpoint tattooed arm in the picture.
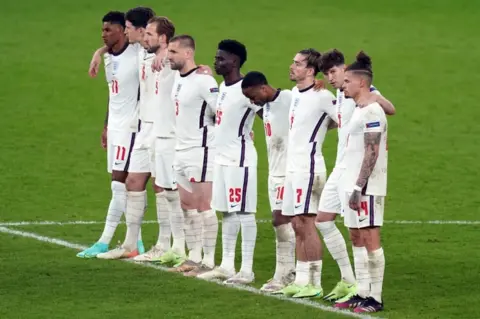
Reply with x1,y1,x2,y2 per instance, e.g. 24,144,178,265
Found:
349,131,382,210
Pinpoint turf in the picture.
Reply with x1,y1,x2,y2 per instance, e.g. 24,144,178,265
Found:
1,0,479,318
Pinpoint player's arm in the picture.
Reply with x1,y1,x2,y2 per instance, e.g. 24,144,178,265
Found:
364,91,396,115
349,109,384,210
375,95,396,115
89,46,108,78
101,98,108,149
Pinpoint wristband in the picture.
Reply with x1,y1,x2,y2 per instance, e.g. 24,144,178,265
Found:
353,185,362,192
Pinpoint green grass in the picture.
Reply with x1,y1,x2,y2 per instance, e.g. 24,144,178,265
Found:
1,0,479,318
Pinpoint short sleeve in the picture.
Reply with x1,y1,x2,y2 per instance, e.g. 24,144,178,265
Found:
318,90,338,123
198,75,219,111
363,104,385,133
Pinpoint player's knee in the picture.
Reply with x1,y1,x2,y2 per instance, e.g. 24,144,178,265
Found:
291,217,304,234
112,170,128,183
349,229,363,246
271,210,285,227
125,173,148,191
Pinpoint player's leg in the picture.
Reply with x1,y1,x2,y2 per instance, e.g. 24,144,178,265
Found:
183,148,217,276
353,196,385,313
282,173,324,298
335,193,372,309
183,181,217,277
78,130,133,258
198,164,237,281
168,182,201,271
135,137,177,262
260,176,295,293
77,131,121,258
223,166,257,285
97,127,153,259
156,151,189,265
316,168,356,301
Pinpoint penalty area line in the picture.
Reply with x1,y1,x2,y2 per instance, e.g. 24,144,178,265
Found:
0,225,380,319
1,219,480,227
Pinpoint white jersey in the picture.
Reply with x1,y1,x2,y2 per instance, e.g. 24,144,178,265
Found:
335,86,380,168
264,89,292,177
152,58,177,138
172,67,218,150
138,49,156,122
214,79,261,167
104,43,140,132
286,84,337,173
343,102,388,196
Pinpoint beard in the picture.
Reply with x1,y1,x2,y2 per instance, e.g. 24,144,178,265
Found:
147,45,160,54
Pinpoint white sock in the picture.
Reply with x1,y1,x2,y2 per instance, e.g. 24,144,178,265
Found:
310,260,323,287
219,212,240,272
316,221,355,284
155,192,171,251
238,213,257,274
99,181,126,245
184,209,202,263
200,209,218,268
353,246,370,298
368,248,385,303
294,261,309,286
166,190,185,255
123,191,146,251
273,223,296,281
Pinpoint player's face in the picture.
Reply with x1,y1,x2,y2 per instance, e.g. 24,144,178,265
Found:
125,21,143,44
144,23,161,54
102,22,123,49
167,41,186,71
342,71,362,98
214,50,235,75
289,53,311,82
324,65,345,89
242,86,268,106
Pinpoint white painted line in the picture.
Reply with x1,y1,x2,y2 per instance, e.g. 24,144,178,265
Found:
1,219,479,227
0,226,381,319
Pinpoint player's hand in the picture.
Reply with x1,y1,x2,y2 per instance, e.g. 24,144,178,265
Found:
197,65,213,75
249,131,254,140
89,54,102,78
152,55,165,72
313,79,325,91
101,127,107,149
349,189,361,211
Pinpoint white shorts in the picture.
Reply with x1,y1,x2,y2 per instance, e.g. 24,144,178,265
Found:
128,122,155,173
153,137,177,189
106,129,136,173
174,147,213,193
343,193,385,228
318,167,345,215
212,164,257,213
268,175,285,211
282,172,326,216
